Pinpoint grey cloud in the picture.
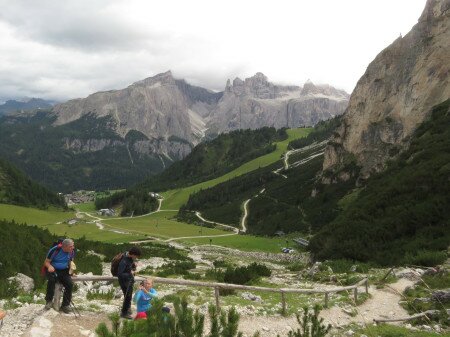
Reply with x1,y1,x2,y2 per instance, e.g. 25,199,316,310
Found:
0,0,163,51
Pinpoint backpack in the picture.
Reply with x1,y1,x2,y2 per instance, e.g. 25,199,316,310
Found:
111,252,124,276
40,239,75,276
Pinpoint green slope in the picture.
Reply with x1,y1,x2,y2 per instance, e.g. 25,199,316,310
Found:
0,112,172,192
310,100,450,265
0,158,66,209
160,128,311,210
139,127,288,191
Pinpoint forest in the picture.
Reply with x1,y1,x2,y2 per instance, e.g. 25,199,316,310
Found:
0,158,66,209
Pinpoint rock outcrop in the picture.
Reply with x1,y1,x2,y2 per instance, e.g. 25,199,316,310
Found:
53,71,219,146
323,0,450,179
208,73,348,134
50,71,348,167
7,273,34,292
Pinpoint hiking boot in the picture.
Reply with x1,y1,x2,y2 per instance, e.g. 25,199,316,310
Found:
60,305,72,314
120,312,133,320
44,301,53,310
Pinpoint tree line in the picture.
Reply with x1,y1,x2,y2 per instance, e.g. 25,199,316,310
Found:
0,158,66,209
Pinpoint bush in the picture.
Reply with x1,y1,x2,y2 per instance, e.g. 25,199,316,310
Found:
223,263,271,285
402,250,447,267
95,297,255,337
279,305,331,337
156,260,196,277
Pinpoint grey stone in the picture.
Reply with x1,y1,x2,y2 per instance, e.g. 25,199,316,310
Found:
7,273,34,292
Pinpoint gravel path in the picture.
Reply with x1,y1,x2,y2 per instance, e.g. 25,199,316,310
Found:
5,278,414,337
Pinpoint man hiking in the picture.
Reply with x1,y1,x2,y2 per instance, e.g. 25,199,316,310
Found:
117,246,141,319
43,239,75,313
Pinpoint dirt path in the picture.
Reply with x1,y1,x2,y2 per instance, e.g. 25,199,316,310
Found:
237,278,415,336
17,278,414,337
195,211,239,233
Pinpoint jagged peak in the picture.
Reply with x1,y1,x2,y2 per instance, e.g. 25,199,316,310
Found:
133,70,175,87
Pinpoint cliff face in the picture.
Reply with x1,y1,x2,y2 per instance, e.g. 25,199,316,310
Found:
52,71,348,160
208,73,348,134
323,0,450,178
53,71,219,146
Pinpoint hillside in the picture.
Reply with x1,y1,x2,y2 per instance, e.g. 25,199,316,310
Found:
310,100,450,265
179,101,450,266
0,112,172,192
0,71,347,192
323,0,450,179
0,158,66,209
180,118,345,233
100,128,308,216
0,98,53,116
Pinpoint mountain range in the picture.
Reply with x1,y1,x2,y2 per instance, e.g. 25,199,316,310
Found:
53,71,348,155
0,98,53,116
0,73,348,191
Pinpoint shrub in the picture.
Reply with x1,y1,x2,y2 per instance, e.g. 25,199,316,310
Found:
402,250,447,267
223,263,271,285
279,305,331,337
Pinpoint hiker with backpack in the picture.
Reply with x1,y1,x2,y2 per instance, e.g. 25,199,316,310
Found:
43,239,75,313
114,246,142,319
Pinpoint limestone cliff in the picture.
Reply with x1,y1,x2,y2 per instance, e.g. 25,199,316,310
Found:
53,71,219,146
208,73,348,134
51,71,347,161
323,0,450,179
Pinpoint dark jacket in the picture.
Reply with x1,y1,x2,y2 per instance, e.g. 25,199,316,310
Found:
117,252,135,281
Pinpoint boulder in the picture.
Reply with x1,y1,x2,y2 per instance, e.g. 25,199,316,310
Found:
7,273,34,292
241,292,262,302
431,289,450,303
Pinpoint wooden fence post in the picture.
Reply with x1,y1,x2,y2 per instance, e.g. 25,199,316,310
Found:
214,287,220,310
281,291,286,315
353,287,358,303
53,283,63,311
365,279,369,294
324,292,329,308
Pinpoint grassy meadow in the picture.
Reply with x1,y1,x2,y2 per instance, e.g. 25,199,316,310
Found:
105,210,228,239
1,128,312,250
0,203,74,225
161,128,311,210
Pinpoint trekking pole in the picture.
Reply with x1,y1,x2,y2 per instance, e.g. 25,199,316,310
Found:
70,300,81,318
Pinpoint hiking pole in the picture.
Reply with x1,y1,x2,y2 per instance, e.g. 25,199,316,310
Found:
70,300,81,318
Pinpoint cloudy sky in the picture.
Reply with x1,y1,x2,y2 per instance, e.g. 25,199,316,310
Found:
0,0,426,102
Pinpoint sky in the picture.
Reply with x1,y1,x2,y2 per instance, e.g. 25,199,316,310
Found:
0,0,427,102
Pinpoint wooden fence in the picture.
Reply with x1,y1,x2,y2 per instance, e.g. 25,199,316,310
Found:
54,275,368,315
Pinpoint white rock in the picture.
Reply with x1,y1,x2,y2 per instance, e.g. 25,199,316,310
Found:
7,273,34,292
422,325,432,331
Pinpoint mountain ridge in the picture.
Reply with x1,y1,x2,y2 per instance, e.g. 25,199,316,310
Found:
323,0,450,180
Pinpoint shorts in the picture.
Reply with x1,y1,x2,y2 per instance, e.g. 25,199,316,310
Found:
135,311,147,320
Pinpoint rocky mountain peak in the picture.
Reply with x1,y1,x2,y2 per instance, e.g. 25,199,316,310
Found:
301,80,319,96
323,0,450,179
133,70,175,87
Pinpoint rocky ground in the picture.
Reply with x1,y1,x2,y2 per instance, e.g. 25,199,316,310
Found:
0,248,447,337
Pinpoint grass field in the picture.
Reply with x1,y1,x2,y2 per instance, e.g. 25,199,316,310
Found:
0,203,74,225
0,203,143,243
182,234,296,253
40,221,145,243
75,202,96,212
1,128,312,250
105,210,228,239
161,128,312,210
